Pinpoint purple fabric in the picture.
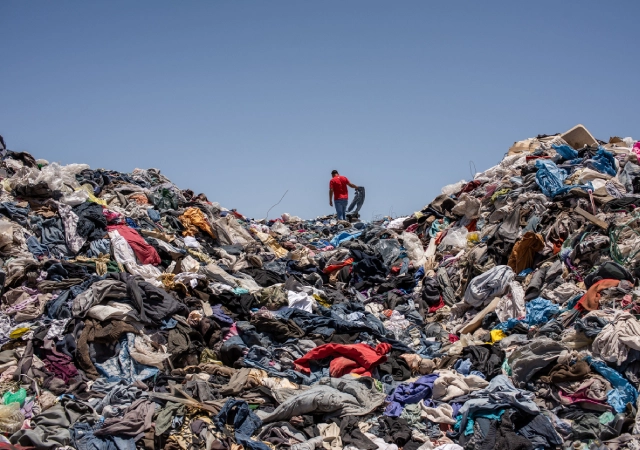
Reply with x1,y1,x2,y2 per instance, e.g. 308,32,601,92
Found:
384,373,438,417
211,304,234,324
42,339,78,382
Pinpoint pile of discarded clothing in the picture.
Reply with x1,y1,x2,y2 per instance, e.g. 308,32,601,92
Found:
0,124,638,450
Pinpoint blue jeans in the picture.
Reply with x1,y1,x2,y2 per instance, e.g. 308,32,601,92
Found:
335,199,348,220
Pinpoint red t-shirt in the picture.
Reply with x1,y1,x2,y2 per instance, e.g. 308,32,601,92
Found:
330,175,350,200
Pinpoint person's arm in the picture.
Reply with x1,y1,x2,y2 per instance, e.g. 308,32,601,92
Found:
329,188,333,206
347,182,358,189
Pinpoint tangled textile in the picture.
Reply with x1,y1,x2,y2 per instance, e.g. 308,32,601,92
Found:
294,342,391,377
179,207,216,238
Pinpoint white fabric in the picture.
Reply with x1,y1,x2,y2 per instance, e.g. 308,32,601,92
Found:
287,291,316,312
86,302,133,321
592,310,640,365
108,229,162,286
495,281,525,322
431,370,488,402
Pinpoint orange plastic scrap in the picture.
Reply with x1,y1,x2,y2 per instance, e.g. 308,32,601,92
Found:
179,207,216,238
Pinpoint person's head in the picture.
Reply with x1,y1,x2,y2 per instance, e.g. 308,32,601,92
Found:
331,170,339,177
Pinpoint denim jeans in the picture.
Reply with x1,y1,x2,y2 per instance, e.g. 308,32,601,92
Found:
348,187,365,213
334,199,348,220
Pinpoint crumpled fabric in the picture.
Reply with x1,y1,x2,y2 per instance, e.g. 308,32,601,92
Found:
495,281,525,322
464,265,514,308
507,337,566,387
431,369,488,402
592,310,640,365
294,343,391,377
259,377,386,423
180,207,216,238
384,374,438,417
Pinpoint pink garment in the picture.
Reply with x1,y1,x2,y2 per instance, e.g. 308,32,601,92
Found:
633,142,640,158
223,323,238,342
103,209,124,225
107,224,161,265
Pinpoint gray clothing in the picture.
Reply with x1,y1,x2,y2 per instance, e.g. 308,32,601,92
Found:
72,279,128,317
508,337,566,388
11,397,96,449
259,377,385,423
457,375,540,435
463,265,514,308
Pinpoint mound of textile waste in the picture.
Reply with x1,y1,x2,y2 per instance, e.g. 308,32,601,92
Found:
0,125,638,450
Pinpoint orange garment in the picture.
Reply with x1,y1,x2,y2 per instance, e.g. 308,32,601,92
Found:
551,238,564,255
507,232,545,273
576,279,620,311
179,207,216,239
129,193,149,205
323,258,353,274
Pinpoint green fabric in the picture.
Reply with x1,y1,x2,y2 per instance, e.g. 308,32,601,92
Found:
599,411,615,425
155,401,185,436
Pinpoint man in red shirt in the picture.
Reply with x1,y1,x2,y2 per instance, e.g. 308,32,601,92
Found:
329,170,359,221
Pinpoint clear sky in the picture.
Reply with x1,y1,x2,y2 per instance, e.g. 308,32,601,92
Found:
2,1,639,220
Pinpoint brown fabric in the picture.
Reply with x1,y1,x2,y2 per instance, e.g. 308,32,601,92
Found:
250,315,305,341
539,360,590,384
94,398,155,437
218,368,267,396
76,319,137,379
507,232,545,273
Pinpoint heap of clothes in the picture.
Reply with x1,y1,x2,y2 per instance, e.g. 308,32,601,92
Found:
0,124,638,450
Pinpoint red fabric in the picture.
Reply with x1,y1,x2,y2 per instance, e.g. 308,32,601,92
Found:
458,180,482,195
323,258,353,274
449,334,460,343
405,223,419,233
465,219,478,232
428,296,445,313
107,225,161,265
294,342,391,375
330,356,371,377
330,175,350,200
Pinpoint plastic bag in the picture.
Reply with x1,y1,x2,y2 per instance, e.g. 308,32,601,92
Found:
270,222,291,236
2,388,26,407
59,189,90,206
401,231,426,267
441,180,466,196
438,227,468,250
375,239,401,266
35,162,89,193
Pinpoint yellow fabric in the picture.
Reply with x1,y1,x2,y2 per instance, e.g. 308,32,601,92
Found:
252,231,288,258
72,254,111,276
313,294,331,308
187,248,214,264
78,184,107,206
179,207,216,238
490,329,506,343
9,327,30,339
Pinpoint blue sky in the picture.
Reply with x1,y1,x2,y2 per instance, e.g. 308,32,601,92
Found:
1,1,639,220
